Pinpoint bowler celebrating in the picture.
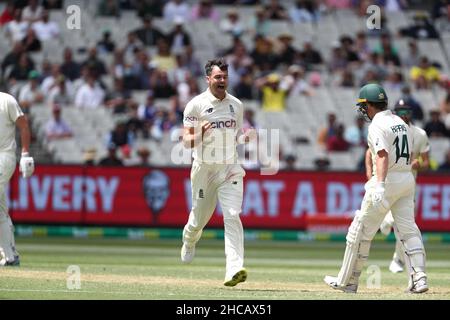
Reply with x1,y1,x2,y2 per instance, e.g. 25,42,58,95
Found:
181,58,255,287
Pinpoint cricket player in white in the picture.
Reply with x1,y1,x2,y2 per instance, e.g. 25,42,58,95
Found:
0,92,35,266
181,58,255,287
377,100,430,274
324,84,428,293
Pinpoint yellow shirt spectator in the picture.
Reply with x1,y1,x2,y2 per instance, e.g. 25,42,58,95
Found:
261,86,286,112
410,57,441,82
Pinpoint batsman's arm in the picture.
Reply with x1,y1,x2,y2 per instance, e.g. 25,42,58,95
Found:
375,149,388,183
15,115,31,154
365,148,373,180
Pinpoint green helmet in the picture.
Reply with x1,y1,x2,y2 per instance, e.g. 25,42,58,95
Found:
357,83,388,104
356,83,388,121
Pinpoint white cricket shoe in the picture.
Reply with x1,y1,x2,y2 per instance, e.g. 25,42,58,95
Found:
324,276,358,293
181,243,195,264
407,272,429,294
224,268,247,287
389,258,404,273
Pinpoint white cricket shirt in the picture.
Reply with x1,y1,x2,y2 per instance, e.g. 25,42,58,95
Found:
0,92,24,154
368,110,413,174
183,89,243,164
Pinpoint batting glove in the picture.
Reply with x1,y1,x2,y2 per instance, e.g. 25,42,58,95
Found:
19,152,35,178
372,182,389,212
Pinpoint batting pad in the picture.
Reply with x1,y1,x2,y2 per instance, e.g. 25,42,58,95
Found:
337,215,371,286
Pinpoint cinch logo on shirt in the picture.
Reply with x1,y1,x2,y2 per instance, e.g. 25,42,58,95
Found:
210,119,236,128
185,116,198,122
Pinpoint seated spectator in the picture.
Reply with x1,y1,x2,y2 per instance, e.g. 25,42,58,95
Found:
167,17,191,55
97,30,116,54
22,0,44,23
383,70,404,91
220,8,246,38
44,104,73,141
153,39,177,72
105,78,132,113
18,70,44,111
136,0,164,18
410,56,441,88
98,142,124,166
126,102,149,139
42,0,63,10
314,156,330,171
41,64,74,96
183,45,202,77
265,0,288,20
289,0,318,23
339,68,355,87
108,121,134,152
344,116,367,147
277,33,297,67
251,36,278,71
327,123,350,151
0,1,15,26
354,31,370,62
424,110,448,138
97,0,120,17
48,75,72,106
82,47,107,77
31,10,59,41
256,73,288,112
150,70,176,98
317,112,338,150
249,6,271,37
163,0,190,23
284,154,297,171
438,150,450,172
82,148,97,166
233,69,254,100
403,40,421,68
373,33,401,66
6,9,29,43
122,32,144,63
129,49,154,89
339,35,359,64
301,40,323,68
22,28,41,52
190,0,220,22
133,15,166,47
8,52,34,81
399,12,440,39
74,75,105,109
60,47,81,81
138,91,157,123
281,65,313,97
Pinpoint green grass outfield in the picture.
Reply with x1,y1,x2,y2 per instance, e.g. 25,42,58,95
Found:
0,236,449,300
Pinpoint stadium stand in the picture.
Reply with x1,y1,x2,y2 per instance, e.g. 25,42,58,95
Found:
0,0,449,171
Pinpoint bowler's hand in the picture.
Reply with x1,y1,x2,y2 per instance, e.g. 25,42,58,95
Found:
19,152,35,178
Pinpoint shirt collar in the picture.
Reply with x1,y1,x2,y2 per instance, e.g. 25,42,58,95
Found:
206,88,229,104
372,109,392,121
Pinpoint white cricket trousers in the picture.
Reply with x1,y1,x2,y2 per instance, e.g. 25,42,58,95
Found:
183,160,246,279
0,152,19,262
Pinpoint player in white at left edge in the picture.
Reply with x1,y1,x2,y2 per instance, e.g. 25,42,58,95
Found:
0,92,35,266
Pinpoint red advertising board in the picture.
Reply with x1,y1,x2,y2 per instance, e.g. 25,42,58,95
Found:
7,165,450,231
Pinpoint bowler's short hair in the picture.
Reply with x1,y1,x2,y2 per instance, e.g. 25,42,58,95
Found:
205,58,228,76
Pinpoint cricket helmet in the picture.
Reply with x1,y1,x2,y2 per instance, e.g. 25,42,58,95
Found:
356,83,388,122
